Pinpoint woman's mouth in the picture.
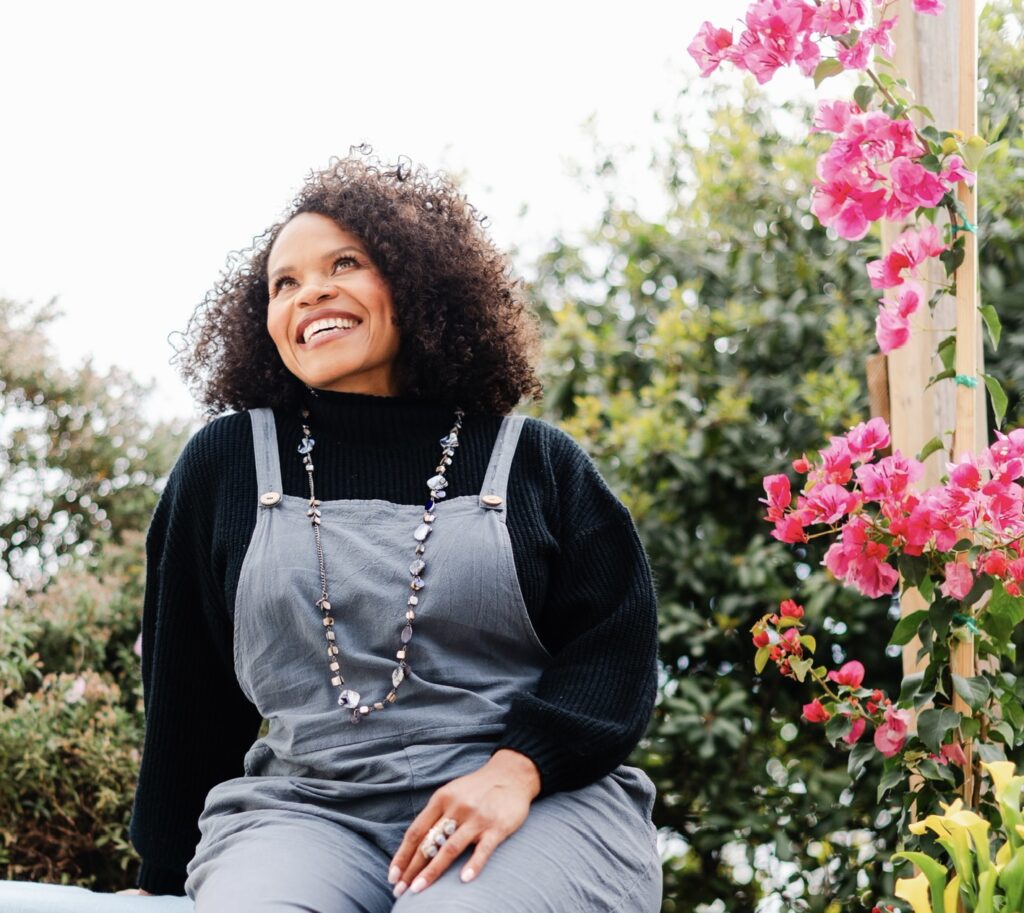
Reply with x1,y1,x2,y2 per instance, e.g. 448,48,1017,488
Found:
298,318,363,350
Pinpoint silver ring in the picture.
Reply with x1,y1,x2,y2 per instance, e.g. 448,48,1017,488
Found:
419,817,458,860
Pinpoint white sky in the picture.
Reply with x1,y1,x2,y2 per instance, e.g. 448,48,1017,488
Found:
1,0,806,424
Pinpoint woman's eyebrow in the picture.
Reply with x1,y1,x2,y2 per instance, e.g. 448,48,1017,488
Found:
268,246,365,283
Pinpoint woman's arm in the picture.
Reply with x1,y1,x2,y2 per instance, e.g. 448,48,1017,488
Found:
129,431,263,895
494,422,660,795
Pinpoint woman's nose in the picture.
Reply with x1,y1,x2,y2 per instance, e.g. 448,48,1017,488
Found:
296,280,339,308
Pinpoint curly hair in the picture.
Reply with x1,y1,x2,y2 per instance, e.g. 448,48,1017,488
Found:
173,146,544,417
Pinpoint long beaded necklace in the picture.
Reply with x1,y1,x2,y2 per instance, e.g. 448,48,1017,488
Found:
298,405,465,724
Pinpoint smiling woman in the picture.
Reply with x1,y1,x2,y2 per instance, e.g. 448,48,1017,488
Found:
0,146,662,912
174,146,542,417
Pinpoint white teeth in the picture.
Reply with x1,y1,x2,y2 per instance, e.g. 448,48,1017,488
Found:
302,316,360,344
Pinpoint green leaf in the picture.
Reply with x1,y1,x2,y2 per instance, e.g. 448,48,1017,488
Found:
853,84,875,112
898,554,929,587
848,741,874,780
878,760,904,801
825,713,853,745
927,368,956,389
899,671,926,705
940,244,967,277
890,610,929,646
929,597,957,640
917,706,961,753
919,573,936,603
812,58,844,87
916,436,946,463
952,673,991,711
789,656,814,682
980,304,1002,350
978,741,1008,763
983,373,1008,428
754,645,772,675
991,719,1016,746
937,335,957,372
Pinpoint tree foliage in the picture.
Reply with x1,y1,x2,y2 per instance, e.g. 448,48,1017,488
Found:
523,4,1023,909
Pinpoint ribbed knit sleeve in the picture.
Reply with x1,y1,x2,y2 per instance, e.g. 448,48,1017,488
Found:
493,424,660,796
129,429,263,896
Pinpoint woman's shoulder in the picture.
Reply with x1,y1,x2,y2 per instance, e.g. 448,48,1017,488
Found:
166,410,255,493
515,413,604,476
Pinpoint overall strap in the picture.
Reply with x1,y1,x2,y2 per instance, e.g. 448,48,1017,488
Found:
249,408,284,504
478,414,527,520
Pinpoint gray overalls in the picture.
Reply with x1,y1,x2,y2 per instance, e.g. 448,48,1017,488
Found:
182,408,662,912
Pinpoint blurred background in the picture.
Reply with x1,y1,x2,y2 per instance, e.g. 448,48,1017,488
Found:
1,1,1021,910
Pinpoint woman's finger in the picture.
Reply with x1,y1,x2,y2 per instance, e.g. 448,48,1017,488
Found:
458,829,504,884
389,792,446,884
406,819,481,894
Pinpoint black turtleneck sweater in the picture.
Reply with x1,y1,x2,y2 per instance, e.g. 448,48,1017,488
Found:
130,389,659,895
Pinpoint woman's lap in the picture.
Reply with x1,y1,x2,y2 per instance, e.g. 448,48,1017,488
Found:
0,766,661,913
188,764,662,912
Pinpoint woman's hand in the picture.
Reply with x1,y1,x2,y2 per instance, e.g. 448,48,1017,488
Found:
388,748,541,897
115,888,154,896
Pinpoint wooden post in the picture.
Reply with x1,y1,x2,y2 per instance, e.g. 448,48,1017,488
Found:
883,0,982,804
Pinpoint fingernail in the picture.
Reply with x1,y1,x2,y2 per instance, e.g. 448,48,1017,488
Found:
410,877,427,894
461,867,476,883
393,881,407,898
388,866,400,885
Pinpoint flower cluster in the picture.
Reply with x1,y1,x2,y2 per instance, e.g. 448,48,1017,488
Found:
809,103,972,244
689,0,978,358
762,417,1024,600
687,0,943,86
752,599,967,764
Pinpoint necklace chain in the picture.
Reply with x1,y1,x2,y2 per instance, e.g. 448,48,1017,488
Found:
298,406,465,724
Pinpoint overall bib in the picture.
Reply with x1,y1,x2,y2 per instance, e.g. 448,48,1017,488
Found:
183,407,662,912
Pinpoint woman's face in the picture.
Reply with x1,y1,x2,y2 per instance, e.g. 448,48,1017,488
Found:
266,212,401,396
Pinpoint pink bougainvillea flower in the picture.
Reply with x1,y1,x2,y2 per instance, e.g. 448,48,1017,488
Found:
940,560,974,600
792,454,811,473
913,0,944,14
811,178,888,241
837,38,871,71
762,473,792,518
846,417,891,461
875,303,911,353
942,154,976,187
855,452,925,503
882,279,926,319
687,21,735,76
753,629,771,648
867,224,948,289
949,457,982,491
824,517,900,596
860,15,897,57
982,551,1010,577
772,512,811,543
940,741,969,766
810,0,866,35
802,482,861,524
888,157,950,215
874,706,912,756
811,99,860,135
803,699,831,723
780,599,805,618
844,715,867,744
828,660,866,688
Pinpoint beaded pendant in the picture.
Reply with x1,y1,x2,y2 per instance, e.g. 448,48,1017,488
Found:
299,407,464,722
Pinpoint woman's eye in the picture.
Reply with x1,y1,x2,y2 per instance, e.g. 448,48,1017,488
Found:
333,255,358,271
271,256,358,295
